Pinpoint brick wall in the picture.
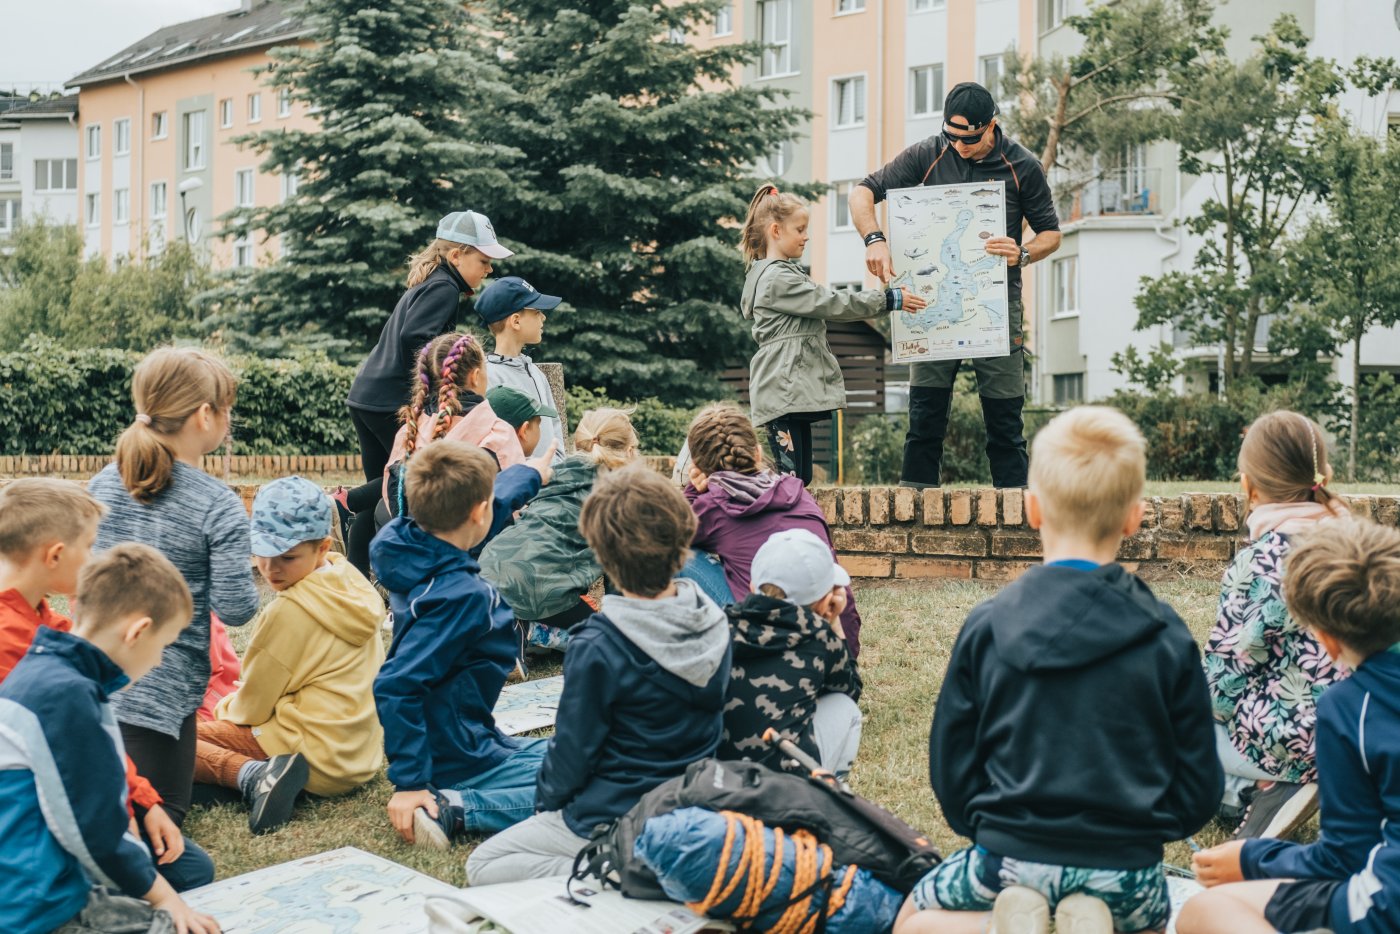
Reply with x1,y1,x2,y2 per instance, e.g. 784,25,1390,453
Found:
808,488,1400,583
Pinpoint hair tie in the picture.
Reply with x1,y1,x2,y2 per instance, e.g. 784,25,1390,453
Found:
135,413,152,426
767,185,779,196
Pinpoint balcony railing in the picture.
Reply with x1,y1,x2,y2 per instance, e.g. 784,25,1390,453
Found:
1057,167,1162,221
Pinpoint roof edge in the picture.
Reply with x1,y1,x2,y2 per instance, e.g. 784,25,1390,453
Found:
65,28,314,90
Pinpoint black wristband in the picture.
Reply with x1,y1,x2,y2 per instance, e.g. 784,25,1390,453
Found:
863,231,887,247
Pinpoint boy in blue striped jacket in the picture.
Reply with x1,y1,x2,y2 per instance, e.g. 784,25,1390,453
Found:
0,544,219,934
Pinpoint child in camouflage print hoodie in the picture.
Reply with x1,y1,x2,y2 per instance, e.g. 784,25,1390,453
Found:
1205,411,1349,836
718,529,862,776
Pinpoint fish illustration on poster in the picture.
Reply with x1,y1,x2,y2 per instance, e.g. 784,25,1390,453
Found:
887,181,1010,363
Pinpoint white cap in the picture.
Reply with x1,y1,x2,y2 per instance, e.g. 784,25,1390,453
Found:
750,529,851,607
436,210,514,259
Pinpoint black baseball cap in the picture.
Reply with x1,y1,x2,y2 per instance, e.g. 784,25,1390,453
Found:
943,82,999,132
475,276,563,325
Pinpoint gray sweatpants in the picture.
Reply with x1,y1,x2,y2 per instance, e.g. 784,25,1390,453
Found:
51,888,174,934
812,692,863,776
466,808,590,887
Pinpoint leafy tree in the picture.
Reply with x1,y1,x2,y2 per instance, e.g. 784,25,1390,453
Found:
209,0,515,354
1133,16,1345,392
466,0,816,406
1002,0,1224,173
1287,123,1400,480
0,219,211,350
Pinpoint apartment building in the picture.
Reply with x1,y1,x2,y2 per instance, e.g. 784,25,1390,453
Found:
1032,0,1400,405
0,95,81,243
65,0,312,267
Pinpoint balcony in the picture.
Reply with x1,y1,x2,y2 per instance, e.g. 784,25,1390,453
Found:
1057,167,1162,221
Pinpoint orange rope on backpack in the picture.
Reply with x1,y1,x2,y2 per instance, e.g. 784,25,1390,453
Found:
686,810,859,934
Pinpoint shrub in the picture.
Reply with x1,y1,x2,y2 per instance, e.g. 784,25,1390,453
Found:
1105,390,1253,481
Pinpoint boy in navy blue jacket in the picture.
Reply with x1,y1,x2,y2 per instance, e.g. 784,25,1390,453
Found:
897,407,1221,934
372,441,550,849
0,544,218,934
1184,519,1400,934
466,466,731,885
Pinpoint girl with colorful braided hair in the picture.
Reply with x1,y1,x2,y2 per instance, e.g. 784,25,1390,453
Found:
382,332,526,516
1205,410,1351,840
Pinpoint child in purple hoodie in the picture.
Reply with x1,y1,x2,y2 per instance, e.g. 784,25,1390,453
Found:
681,403,863,657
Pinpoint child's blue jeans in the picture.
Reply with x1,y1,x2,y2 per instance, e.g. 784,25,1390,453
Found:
446,737,549,834
677,550,734,608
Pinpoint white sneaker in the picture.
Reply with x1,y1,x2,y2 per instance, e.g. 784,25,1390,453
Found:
1054,893,1113,934
991,885,1050,934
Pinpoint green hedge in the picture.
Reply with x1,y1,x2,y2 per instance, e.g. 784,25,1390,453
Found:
0,337,358,455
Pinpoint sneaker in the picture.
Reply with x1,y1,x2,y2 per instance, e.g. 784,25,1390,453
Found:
990,886,1049,934
412,786,464,850
1232,780,1320,840
245,753,309,835
1053,894,1113,934
510,619,529,682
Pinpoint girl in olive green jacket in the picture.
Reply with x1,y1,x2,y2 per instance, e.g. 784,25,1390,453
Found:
739,184,925,484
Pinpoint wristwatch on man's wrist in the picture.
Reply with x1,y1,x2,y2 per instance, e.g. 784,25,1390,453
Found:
1017,246,1031,267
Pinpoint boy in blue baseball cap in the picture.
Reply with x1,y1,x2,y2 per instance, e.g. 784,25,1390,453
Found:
480,276,566,464
194,476,387,834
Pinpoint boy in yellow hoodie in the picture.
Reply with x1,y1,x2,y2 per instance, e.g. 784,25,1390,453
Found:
194,476,387,834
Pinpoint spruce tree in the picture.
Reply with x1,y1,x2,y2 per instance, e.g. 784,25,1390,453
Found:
470,0,814,405
211,0,514,353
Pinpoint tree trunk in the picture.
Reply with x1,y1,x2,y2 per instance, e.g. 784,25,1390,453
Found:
1039,76,1072,173
1351,332,1361,482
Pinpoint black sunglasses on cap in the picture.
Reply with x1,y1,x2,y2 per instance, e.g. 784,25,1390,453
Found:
943,121,990,146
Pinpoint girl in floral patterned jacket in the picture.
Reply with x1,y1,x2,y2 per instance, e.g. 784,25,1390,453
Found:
1205,411,1349,839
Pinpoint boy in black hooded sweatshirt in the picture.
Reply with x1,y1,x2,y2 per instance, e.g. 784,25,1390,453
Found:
895,406,1222,934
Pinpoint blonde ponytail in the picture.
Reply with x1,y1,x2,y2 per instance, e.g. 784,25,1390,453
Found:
406,239,480,288
739,183,807,266
116,348,238,503
574,407,639,472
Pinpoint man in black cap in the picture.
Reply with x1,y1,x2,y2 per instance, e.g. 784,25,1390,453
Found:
850,81,1061,489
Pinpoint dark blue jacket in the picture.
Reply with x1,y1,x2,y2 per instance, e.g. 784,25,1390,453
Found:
1243,651,1400,933
371,516,520,792
930,562,1221,869
537,610,731,836
0,628,157,933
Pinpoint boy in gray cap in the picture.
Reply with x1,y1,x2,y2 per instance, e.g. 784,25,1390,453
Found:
194,476,387,834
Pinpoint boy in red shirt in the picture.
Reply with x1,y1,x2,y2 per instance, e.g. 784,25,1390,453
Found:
0,478,214,891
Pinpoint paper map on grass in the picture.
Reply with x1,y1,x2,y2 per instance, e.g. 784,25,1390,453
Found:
1166,874,1203,934
493,674,563,736
886,181,1010,364
183,847,458,933
427,876,727,934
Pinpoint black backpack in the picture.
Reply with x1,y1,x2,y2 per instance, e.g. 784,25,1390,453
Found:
570,758,942,902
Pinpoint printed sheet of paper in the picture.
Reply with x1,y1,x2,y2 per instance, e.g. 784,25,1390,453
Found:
493,674,564,736
430,876,727,934
886,181,1010,363
183,846,458,933
1166,874,1203,934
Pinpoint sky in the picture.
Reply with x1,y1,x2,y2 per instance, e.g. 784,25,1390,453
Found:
3,0,237,91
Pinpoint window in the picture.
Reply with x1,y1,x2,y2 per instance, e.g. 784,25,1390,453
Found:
234,168,255,208
911,0,946,9
979,54,1004,100
833,76,866,128
714,2,733,35
667,25,686,43
837,0,866,11
278,88,292,118
184,206,200,242
247,93,262,123
183,111,206,170
758,0,793,77
0,199,20,235
1053,373,1084,405
767,140,793,177
1051,256,1078,316
114,118,131,155
113,188,130,224
0,143,11,180
233,235,253,268
911,64,945,117
1041,0,1067,29
86,124,101,159
151,111,168,139
35,159,78,191
86,192,100,227
150,181,167,219
831,181,854,230
280,170,300,202
219,98,233,128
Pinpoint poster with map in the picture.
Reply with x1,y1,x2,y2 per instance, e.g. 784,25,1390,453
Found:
183,847,458,933
494,674,564,736
886,181,1009,363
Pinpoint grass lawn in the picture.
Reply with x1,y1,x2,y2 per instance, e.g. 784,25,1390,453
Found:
185,575,1257,888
